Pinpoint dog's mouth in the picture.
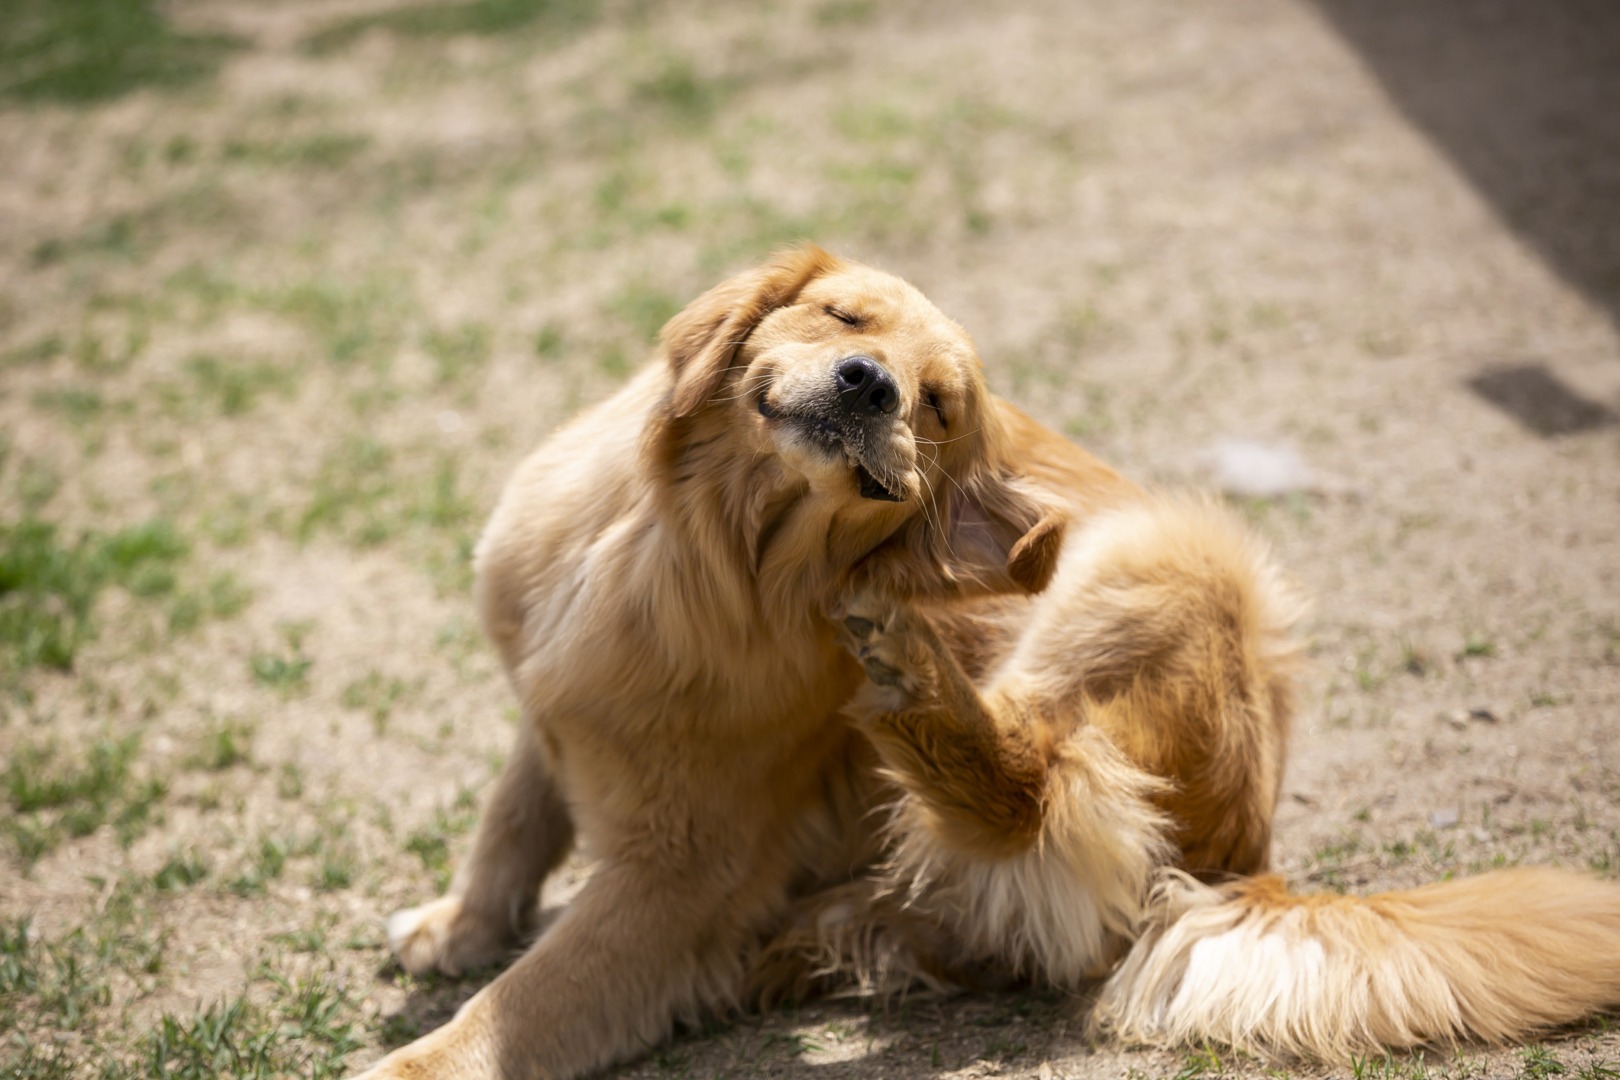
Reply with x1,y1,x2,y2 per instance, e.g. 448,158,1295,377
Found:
759,395,907,503
855,463,903,502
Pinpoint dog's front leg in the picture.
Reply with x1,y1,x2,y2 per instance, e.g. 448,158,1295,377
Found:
835,593,1052,860
389,718,574,977
356,856,753,1080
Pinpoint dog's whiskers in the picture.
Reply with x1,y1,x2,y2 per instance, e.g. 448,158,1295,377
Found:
916,454,958,565
911,427,982,448
708,372,777,405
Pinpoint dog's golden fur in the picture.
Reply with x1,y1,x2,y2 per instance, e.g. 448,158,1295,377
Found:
356,248,1620,1079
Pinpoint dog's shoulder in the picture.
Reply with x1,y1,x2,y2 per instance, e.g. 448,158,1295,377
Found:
473,367,668,668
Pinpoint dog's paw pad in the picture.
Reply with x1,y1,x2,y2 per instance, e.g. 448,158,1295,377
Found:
833,592,932,701
843,614,878,640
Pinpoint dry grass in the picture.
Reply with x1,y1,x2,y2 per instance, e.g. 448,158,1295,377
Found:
3,0,1619,1076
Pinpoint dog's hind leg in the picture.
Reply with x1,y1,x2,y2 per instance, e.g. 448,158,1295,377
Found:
835,593,1171,985
837,599,1053,860
747,879,964,1006
389,716,574,977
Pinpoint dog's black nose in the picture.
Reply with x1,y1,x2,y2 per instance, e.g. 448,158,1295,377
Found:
835,356,899,416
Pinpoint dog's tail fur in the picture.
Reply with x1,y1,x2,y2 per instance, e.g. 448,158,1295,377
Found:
1090,866,1620,1058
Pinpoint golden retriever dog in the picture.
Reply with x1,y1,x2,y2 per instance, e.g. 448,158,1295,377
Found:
356,247,1620,1079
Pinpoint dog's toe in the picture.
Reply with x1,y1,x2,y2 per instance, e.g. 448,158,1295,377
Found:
832,590,933,701
858,649,906,687
388,895,509,978
833,588,895,645
388,897,460,976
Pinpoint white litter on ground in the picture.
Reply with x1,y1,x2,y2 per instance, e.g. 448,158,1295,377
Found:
1199,438,1321,498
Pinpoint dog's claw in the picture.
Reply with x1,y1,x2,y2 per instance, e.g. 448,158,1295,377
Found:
859,651,905,687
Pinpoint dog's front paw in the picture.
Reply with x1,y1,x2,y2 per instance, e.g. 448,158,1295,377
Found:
348,1014,490,1080
833,591,932,707
388,895,511,978
348,1053,428,1080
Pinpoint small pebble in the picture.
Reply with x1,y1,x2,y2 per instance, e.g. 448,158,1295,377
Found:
1442,706,1498,729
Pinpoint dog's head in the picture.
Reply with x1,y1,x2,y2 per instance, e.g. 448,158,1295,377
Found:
658,246,1065,599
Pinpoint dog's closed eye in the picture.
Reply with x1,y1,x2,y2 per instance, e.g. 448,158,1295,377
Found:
825,305,862,327
924,389,948,430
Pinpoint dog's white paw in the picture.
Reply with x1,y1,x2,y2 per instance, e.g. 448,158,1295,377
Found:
388,895,510,978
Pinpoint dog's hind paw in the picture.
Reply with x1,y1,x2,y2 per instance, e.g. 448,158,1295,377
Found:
834,592,933,705
388,894,511,978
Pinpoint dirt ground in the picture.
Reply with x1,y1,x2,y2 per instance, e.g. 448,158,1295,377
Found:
3,0,1619,1077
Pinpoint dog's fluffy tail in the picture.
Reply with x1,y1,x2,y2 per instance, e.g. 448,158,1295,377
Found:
1090,867,1620,1058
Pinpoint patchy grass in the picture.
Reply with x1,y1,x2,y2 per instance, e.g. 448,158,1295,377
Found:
259,277,407,370
227,835,292,898
222,133,374,171
0,518,189,676
1521,1045,1570,1080
303,0,601,55
32,385,106,426
341,670,419,732
609,281,684,346
632,58,727,129
2,335,68,370
295,439,477,579
129,972,362,1079
250,650,313,695
167,571,253,634
1347,1050,1440,1079
2,735,167,867
403,787,480,891
188,715,256,771
178,354,296,417
0,0,240,104
152,847,211,892
424,321,492,388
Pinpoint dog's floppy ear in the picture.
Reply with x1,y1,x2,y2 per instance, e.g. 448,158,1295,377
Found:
662,245,841,419
944,469,1067,595
858,464,1068,599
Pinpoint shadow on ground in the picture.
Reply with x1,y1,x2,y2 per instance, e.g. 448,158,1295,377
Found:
1466,364,1616,437
1311,0,1620,334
